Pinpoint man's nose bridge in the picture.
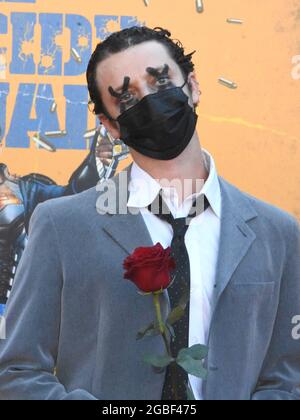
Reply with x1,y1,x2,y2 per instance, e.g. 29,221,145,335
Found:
137,80,153,100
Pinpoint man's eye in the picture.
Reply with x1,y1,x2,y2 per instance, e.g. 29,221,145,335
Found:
120,92,134,103
157,77,172,88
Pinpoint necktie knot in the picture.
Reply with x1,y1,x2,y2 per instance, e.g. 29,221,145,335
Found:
148,191,210,235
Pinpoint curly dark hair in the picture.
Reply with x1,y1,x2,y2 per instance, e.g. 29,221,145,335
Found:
86,26,196,116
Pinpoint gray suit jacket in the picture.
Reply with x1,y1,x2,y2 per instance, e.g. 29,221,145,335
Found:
0,168,299,400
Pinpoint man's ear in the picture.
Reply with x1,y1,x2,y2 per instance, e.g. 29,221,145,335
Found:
98,114,121,140
187,72,202,107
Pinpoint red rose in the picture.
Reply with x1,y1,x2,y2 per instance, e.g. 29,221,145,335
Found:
123,243,176,293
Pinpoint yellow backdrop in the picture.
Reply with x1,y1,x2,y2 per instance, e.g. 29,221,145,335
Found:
0,0,299,219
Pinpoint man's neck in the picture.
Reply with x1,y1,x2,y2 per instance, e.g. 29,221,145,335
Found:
131,133,209,204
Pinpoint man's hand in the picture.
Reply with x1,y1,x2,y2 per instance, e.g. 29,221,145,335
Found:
95,126,130,179
95,132,114,167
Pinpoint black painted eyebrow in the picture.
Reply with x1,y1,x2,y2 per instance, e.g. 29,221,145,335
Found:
146,64,170,79
108,64,171,97
108,76,131,99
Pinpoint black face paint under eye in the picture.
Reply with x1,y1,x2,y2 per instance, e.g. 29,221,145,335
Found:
108,76,133,113
119,96,139,114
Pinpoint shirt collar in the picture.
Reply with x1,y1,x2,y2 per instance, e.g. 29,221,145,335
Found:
127,149,221,218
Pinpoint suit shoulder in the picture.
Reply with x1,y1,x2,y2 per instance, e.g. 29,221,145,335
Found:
220,177,299,232
244,191,298,230
34,185,99,220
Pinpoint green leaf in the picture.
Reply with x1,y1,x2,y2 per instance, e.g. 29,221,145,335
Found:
167,305,185,326
178,344,209,361
136,322,160,340
166,289,189,326
176,345,209,380
178,289,189,308
143,354,174,368
176,354,208,380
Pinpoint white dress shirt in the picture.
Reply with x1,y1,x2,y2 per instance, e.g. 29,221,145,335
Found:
127,149,222,400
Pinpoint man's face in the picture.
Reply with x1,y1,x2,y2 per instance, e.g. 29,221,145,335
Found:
95,40,200,140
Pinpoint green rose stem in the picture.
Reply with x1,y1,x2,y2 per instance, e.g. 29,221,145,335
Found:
153,291,179,400
153,292,170,355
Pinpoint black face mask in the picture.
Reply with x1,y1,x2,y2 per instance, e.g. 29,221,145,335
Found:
111,85,198,161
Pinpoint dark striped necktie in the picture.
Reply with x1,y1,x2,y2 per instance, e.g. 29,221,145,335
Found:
148,192,210,400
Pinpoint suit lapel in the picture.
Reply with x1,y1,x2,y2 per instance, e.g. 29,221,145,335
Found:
102,212,153,255
95,166,153,255
211,177,258,313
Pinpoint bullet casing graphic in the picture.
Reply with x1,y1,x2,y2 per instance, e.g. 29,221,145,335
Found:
71,48,82,63
50,101,57,113
218,77,238,89
84,128,97,139
227,18,243,24
44,130,67,138
32,133,56,152
196,0,204,13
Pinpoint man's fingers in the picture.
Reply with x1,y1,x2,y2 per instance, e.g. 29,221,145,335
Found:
96,151,113,159
96,145,113,153
102,159,112,167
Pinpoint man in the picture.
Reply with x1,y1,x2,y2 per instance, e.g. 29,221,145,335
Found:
0,26,299,400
